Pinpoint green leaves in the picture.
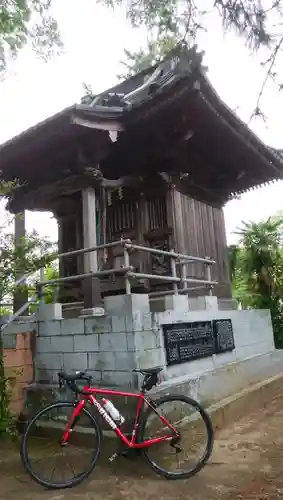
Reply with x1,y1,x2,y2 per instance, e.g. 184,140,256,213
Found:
0,0,61,72
100,0,283,115
80,83,96,104
228,215,283,347
104,0,282,51
214,0,273,50
0,226,57,314
118,35,178,78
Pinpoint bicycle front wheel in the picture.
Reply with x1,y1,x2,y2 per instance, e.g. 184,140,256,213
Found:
139,394,214,480
21,401,102,489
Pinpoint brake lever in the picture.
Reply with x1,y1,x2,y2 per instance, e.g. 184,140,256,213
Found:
81,375,92,385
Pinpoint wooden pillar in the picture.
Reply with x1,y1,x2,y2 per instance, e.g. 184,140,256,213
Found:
14,211,28,313
219,207,233,298
81,188,102,310
56,208,84,303
171,188,185,254
57,216,64,277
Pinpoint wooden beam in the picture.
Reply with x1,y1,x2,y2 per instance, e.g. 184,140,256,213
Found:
81,188,101,309
83,166,144,190
9,169,146,213
57,216,65,300
71,115,123,132
82,188,98,273
8,175,88,213
172,188,186,254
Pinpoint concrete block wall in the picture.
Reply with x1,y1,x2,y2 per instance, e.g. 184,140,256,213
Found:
1,293,279,413
134,297,277,403
100,294,277,404
36,315,137,388
33,293,174,389
154,306,275,382
218,298,238,311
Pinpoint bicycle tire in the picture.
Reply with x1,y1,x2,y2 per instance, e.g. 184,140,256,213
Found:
21,401,102,489
139,394,214,480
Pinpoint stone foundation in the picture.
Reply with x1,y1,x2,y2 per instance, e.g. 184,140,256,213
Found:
1,294,280,420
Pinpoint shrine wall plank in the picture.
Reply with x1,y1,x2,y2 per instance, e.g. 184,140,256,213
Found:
172,190,231,298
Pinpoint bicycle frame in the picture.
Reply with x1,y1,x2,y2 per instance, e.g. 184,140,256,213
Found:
61,386,178,448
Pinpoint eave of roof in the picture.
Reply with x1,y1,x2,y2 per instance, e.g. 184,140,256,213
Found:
198,72,283,174
0,104,125,173
116,46,283,178
1,44,282,200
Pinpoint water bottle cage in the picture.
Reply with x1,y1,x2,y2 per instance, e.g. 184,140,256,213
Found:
58,375,66,390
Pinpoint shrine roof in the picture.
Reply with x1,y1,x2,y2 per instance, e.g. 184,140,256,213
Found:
1,45,282,207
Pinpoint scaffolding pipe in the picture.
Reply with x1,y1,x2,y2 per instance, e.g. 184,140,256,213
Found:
125,243,215,265
38,266,134,287
149,290,178,298
149,285,211,298
126,271,218,286
170,250,178,295
206,265,213,296
123,247,131,295
57,239,129,260
1,296,38,332
179,286,212,294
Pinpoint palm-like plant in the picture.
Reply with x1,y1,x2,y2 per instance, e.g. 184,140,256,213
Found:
229,216,283,346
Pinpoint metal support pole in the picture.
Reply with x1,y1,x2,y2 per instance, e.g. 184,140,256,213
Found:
206,264,213,296
126,271,217,286
180,262,186,290
125,243,216,265
123,246,132,295
39,268,45,304
1,296,38,333
170,251,178,295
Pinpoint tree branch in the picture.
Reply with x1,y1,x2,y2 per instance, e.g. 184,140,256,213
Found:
249,36,283,122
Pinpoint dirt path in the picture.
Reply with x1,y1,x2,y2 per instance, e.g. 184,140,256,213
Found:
2,393,283,500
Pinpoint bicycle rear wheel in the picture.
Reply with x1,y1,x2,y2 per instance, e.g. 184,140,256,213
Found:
139,394,213,480
21,401,102,489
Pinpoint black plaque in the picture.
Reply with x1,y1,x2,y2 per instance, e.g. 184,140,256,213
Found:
163,321,215,366
213,319,235,353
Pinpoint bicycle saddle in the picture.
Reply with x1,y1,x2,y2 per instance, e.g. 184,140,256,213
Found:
133,367,163,376
58,370,92,382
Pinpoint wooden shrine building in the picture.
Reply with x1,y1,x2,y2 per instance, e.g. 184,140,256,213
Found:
1,45,283,308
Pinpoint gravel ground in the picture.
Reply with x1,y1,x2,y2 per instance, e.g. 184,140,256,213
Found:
1,392,283,500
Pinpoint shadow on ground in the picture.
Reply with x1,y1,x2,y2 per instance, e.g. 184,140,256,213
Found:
1,394,283,500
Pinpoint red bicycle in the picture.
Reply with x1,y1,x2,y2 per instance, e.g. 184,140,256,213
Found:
21,368,214,489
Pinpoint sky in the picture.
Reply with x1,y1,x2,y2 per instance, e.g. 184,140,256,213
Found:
1,0,283,245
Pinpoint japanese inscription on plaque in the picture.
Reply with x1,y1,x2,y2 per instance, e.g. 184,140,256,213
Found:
213,319,235,353
163,321,215,366
163,319,235,366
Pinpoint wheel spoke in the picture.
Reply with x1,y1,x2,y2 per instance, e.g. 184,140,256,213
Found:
140,395,214,479
50,463,56,480
21,402,101,489
175,451,180,469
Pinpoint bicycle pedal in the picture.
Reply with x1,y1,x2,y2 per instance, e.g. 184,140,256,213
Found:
108,452,118,462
